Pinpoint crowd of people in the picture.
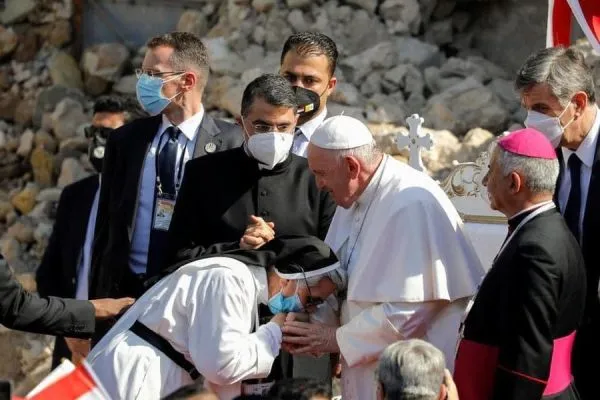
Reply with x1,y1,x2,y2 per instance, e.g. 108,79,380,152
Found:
0,29,598,400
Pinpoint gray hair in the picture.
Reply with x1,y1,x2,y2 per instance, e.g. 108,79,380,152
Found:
331,141,381,167
495,147,559,194
376,339,445,400
515,47,596,106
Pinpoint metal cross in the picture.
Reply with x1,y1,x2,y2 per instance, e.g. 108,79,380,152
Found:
395,114,433,172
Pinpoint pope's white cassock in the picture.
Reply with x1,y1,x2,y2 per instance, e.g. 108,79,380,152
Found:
310,117,486,400
87,256,278,400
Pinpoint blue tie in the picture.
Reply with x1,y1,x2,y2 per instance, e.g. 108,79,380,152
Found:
564,153,582,242
158,126,180,195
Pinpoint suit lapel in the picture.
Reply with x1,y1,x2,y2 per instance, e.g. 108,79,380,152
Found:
554,149,564,206
126,116,162,239
193,114,223,158
582,125,600,250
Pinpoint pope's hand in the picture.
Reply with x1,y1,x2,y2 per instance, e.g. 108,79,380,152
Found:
240,215,275,250
282,320,339,354
90,297,135,319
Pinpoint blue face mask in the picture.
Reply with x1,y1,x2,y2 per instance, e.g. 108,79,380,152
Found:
136,73,181,116
268,292,303,314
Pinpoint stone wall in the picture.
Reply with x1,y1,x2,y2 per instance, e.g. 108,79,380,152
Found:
0,0,598,394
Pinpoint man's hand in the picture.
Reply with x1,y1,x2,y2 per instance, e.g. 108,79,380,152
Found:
90,297,134,320
282,320,339,354
270,313,287,328
240,215,275,250
65,337,91,365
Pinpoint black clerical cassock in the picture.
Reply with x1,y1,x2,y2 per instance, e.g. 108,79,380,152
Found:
454,205,586,400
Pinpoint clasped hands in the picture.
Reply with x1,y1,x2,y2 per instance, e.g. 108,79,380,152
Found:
281,313,339,356
240,215,275,250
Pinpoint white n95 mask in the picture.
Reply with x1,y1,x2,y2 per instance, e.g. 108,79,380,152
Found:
247,132,293,170
524,105,574,148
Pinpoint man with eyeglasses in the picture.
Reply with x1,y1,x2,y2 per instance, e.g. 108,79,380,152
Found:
164,73,335,268
36,95,136,367
87,235,346,400
88,32,243,330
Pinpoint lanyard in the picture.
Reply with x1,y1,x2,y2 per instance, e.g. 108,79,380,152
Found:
154,129,188,196
341,156,388,271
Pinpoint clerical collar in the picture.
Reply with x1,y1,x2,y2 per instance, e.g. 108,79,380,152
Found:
560,105,600,169
354,154,386,209
247,265,269,305
508,200,554,232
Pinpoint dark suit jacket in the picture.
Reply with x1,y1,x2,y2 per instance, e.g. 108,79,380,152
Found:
164,146,336,267
90,114,243,299
455,208,586,400
0,255,95,336
37,174,99,298
556,128,600,314
36,174,99,366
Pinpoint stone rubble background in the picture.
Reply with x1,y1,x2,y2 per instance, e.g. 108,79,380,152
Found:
0,0,598,394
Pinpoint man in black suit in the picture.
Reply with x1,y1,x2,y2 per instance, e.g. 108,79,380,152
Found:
36,96,135,367
89,31,243,312
515,46,600,399
454,129,586,400
165,73,335,265
1,255,133,336
280,32,338,158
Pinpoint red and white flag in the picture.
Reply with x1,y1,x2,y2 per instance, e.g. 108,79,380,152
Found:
25,360,109,400
547,0,600,52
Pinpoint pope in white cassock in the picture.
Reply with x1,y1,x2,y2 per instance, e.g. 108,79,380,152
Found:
86,235,346,400
281,116,486,400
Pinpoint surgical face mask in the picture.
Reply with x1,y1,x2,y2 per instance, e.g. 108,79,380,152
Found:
524,104,574,148
246,131,294,169
268,292,303,314
136,73,182,116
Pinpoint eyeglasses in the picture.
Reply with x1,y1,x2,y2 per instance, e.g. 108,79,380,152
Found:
292,264,325,309
252,124,294,134
134,69,186,79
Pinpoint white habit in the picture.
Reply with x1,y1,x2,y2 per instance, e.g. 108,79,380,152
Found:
87,257,280,400
324,155,485,400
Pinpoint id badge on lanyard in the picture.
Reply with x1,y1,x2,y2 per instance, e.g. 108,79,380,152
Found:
152,132,187,231
153,192,176,231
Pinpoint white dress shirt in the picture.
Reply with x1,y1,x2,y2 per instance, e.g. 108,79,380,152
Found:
292,108,327,157
129,109,204,275
558,105,600,242
75,186,100,300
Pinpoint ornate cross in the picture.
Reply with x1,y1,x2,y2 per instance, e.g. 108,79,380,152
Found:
395,114,433,172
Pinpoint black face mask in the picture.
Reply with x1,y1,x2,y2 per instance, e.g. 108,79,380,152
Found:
85,126,113,173
293,86,321,121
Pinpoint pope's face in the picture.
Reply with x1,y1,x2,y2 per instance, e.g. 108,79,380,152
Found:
482,148,512,213
307,144,358,208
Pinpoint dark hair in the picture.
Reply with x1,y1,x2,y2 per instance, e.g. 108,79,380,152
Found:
93,95,147,123
515,46,596,105
93,95,128,115
280,32,338,76
147,31,210,89
266,378,332,400
241,74,298,117
161,380,212,400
